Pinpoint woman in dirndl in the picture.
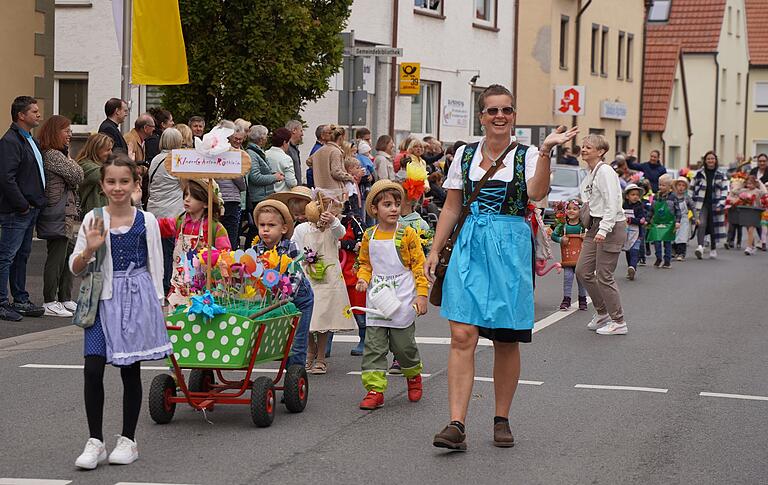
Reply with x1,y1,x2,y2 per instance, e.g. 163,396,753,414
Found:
425,84,578,451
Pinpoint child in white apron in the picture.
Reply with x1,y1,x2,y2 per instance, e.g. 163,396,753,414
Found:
355,181,428,410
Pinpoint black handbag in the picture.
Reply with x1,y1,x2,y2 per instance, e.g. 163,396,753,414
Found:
429,142,517,306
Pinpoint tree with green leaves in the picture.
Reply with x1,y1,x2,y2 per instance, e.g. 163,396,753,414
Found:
162,0,353,130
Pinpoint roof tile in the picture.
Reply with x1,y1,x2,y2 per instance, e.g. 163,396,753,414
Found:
746,0,768,66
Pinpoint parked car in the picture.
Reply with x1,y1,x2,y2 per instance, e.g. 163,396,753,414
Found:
543,166,589,224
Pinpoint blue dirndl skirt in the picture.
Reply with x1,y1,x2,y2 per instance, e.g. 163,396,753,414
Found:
440,212,534,332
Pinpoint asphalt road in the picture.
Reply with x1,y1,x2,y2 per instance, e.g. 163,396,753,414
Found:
1,241,766,484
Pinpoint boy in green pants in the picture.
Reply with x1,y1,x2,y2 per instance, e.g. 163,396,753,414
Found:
355,180,428,410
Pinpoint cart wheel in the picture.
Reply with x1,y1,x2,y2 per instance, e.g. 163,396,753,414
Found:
250,376,276,427
283,364,309,413
188,369,215,392
149,374,176,424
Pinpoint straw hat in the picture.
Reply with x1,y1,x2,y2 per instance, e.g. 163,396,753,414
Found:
623,182,645,196
253,199,294,239
365,179,405,218
268,186,313,206
674,176,690,189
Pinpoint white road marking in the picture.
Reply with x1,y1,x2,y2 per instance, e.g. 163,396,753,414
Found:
699,392,768,402
473,377,544,386
347,371,433,377
0,480,72,485
114,483,199,485
20,364,280,374
533,298,592,333
574,384,668,394
332,335,494,346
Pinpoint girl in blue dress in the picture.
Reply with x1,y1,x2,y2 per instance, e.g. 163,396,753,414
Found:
426,84,578,451
69,154,170,469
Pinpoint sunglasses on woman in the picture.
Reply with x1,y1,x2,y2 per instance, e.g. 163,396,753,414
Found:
482,106,516,116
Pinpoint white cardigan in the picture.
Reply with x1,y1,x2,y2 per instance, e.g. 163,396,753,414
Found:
69,208,165,301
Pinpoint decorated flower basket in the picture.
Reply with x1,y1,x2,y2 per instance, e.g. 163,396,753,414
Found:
165,303,299,369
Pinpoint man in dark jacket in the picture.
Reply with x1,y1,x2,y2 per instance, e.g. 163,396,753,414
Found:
0,96,46,321
98,97,129,153
286,120,304,186
627,149,668,193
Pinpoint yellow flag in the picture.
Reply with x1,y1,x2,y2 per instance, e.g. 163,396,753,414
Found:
131,0,189,85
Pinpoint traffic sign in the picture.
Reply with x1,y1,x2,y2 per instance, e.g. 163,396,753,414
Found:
399,62,421,96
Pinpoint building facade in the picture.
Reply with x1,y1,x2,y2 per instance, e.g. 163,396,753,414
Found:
744,0,768,159
515,0,645,160
300,0,517,160
0,0,55,128
641,0,750,169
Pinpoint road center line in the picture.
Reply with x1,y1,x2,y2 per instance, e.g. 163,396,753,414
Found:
574,384,668,393
699,392,768,402
474,377,544,386
0,480,72,485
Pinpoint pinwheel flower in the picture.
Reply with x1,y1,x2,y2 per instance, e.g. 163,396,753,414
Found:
262,269,280,288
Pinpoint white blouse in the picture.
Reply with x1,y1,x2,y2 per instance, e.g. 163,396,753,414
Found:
443,139,540,190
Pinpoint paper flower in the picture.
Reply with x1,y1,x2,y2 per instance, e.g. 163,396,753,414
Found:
240,285,257,299
416,228,434,249
403,162,428,200
304,247,319,265
199,248,220,267
194,126,234,156
187,290,226,319
342,305,353,319
277,275,293,297
262,269,280,288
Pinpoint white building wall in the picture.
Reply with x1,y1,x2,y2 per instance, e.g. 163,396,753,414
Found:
54,0,140,133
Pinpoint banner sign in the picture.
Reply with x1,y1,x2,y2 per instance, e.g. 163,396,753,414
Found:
171,149,243,175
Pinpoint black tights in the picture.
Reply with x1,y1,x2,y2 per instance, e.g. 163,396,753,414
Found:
84,355,142,442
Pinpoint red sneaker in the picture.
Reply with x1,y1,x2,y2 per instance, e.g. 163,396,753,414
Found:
407,374,423,402
359,391,384,410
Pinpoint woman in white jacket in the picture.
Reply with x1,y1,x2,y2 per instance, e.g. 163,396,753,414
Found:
266,127,298,193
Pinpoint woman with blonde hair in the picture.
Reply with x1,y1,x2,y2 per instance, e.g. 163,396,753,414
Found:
174,123,194,148
575,134,629,336
394,135,417,173
77,133,114,216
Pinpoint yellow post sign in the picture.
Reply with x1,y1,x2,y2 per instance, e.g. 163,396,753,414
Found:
399,62,421,95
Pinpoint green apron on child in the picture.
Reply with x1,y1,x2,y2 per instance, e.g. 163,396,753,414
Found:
647,199,676,242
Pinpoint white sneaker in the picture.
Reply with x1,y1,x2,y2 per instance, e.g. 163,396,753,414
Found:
709,249,718,259
596,321,628,335
109,435,139,465
75,438,107,470
695,245,703,259
62,300,77,312
586,313,610,330
43,301,73,317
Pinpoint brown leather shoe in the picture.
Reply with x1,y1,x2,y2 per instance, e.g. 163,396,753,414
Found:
493,421,515,448
433,423,467,451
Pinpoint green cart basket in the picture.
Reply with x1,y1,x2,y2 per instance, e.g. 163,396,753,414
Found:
148,301,306,427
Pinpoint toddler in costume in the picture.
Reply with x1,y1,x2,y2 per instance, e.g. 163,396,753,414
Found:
669,177,694,260
70,154,171,470
253,194,314,368
622,183,647,280
550,200,587,311
292,190,356,374
159,179,231,310
647,174,681,269
356,180,428,410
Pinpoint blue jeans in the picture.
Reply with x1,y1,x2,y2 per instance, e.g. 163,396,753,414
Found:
654,241,672,264
221,201,241,250
0,208,40,304
626,237,642,269
562,266,586,299
287,280,314,367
